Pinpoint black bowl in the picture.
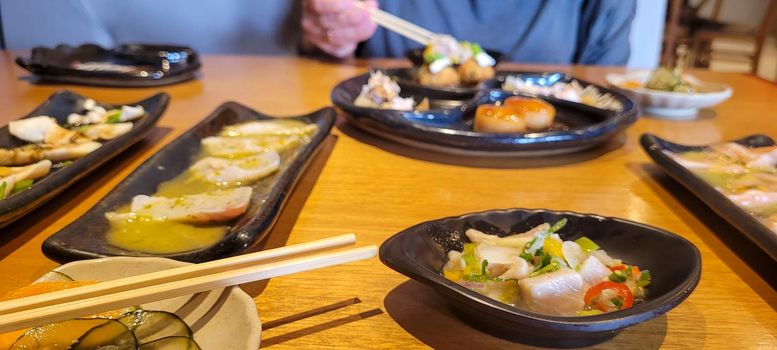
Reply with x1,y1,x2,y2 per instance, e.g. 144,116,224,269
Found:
379,208,701,347
16,43,201,87
42,102,335,263
331,71,638,156
0,90,169,228
641,133,777,261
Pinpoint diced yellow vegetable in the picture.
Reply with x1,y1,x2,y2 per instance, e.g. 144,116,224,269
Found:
543,238,564,258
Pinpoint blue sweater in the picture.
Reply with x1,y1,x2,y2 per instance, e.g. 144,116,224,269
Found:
359,0,637,65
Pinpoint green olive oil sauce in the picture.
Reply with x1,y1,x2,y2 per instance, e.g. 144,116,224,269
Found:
106,120,316,254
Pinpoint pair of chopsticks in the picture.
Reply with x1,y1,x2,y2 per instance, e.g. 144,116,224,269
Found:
0,234,375,333
353,1,434,45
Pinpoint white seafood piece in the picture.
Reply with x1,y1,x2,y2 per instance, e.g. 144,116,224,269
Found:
577,255,612,287
190,151,280,184
80,123,133,140
727,189,777,209
106,186,253,224
444,250,463,271
464,223,549,249
220,120,317,137
590,249,622,267
0,142,101,166
499,257,532,280
9,116,59,143
747,148,777,170
119,105,145,122
82,98,97,110
67,107,108,125
517,268,585,316
474,243,523,277
201,136,300,156
0,160,52,197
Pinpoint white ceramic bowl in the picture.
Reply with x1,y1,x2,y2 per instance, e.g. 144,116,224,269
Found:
605,70,732,120
37,257,262,350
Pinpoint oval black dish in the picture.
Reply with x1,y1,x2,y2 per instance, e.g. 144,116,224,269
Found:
42,102,335,263
331,71,638,156
0,90,169,228
16,43,201,87
379,208,701,348
641,133,777,261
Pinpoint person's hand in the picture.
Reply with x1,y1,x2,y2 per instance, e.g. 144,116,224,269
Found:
301,0,378,58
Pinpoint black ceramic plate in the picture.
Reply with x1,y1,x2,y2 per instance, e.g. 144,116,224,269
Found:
641,133,777,261
331,71,638,156
42,102,335,263
380,208,701,347
16,43,201,87
0,90,169,228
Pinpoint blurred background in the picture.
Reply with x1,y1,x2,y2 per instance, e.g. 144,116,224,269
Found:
0,0,775,81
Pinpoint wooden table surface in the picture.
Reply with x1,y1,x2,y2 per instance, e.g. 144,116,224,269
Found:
0,51,775,349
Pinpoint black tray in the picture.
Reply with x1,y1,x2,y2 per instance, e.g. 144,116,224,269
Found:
380,208,701,347
641,133,777,261
332,71,638,156
16,43,201,87
0,90,169,228
42,102,335,263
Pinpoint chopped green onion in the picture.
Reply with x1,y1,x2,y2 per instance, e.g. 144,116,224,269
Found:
11,179,34,194
106,110,122,124
611,298,623,309
530,260,560,277
577,309,603,316
0,182,7,200
609,271,627,283
424,52,444,64
637,270,652,287
548,218,568,234
574,236,599,253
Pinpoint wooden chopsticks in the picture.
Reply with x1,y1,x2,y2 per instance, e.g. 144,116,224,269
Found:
0,234,376,333
353,1,434,45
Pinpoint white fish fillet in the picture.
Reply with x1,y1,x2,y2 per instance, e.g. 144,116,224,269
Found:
105,186,253,224
517,268,585,316
9,116,60,143
190,151,280,184
577,255,612,287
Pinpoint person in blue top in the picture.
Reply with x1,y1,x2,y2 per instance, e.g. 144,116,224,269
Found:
301,0,637,65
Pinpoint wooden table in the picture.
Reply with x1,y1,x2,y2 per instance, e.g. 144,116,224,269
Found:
0,52,775,349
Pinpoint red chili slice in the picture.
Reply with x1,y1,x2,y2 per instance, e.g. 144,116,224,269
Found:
584,281,634,312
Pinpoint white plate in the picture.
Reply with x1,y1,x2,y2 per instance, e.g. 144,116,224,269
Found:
37,257,262,350
605,70,732,120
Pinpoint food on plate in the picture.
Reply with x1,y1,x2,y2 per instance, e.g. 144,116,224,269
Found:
617,67,696,93
0,100,145,200
354,71,428,111
419,35,495,87
105,119,318,254
0,271,201,350
442,219,651,316
474,96,556,133
503,75,624,111
669,142,777,232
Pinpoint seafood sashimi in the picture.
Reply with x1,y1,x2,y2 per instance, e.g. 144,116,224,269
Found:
190,151,280,184
106,187,253,224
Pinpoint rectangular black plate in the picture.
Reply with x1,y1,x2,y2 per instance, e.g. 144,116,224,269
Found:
640,133,777,261
42,102,335,263
0,90,169,228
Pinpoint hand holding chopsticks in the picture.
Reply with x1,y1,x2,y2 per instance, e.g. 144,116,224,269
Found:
0,234,376,333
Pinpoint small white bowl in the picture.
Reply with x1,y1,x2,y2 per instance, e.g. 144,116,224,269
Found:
605,70,732,120
38,257,262,350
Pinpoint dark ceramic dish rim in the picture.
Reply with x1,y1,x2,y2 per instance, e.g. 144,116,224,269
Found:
379,208,702,331
16,43,201,87
42,102,335,263
640,133,777,261
0,90,169,228
331,71,639,153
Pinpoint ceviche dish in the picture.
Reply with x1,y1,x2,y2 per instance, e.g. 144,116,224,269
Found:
0,272,200,350
668,142,777,232
442,219,651,316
